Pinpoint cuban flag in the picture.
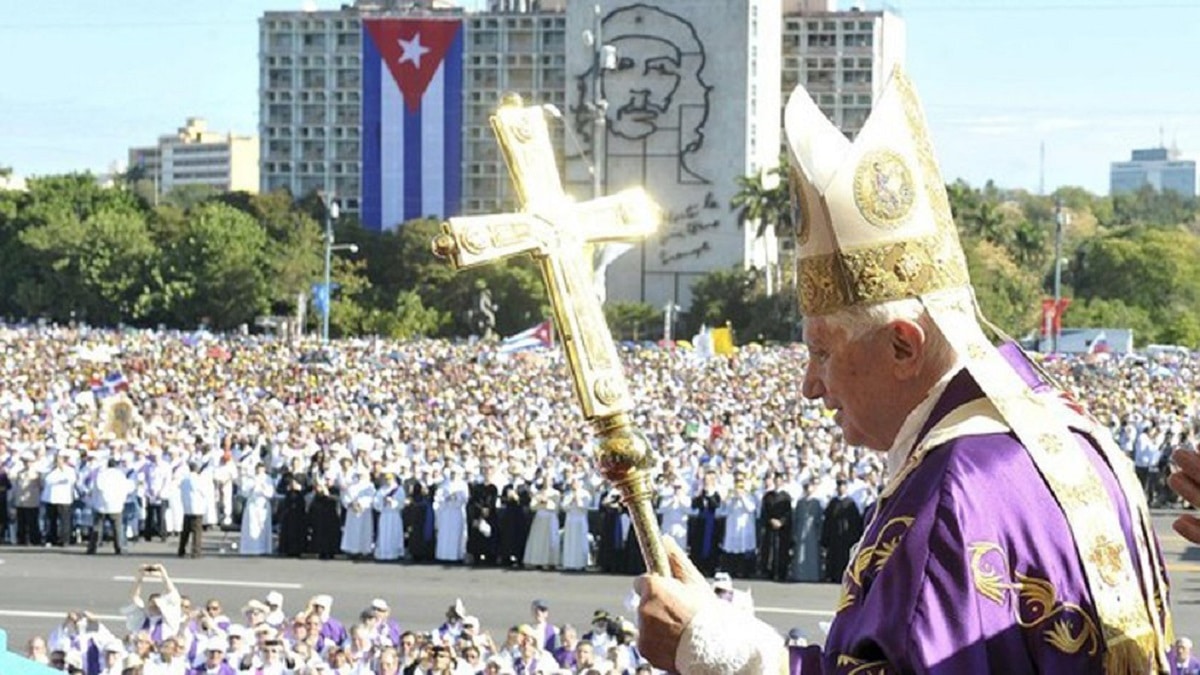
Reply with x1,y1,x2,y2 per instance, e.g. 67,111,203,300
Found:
362,18,463,232
498,321,554,354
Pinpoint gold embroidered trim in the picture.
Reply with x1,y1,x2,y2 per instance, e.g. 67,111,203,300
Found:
834,517,915,616
836,654,889,675
799,231,971,315
969,542,1101,657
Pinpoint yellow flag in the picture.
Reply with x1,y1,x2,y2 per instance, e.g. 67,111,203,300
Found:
711,327,735,355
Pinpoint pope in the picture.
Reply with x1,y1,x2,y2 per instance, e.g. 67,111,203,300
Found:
634,66,1173,674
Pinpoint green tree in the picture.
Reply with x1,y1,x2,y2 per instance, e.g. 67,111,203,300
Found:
604,301,661,341
961,237,1041,337
688,267,757,336
1062,298,1154,345
6,175,156,324
730,154,793,240
161,202,272,329
362,289,447,338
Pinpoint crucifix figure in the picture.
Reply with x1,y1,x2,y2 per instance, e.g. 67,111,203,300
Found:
432,94,669,575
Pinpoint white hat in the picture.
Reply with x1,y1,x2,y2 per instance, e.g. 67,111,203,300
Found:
312,594,333,609
242,599,269,615
370,598,389,612
203,637,227,653
462,615,480,629
266,591,283,607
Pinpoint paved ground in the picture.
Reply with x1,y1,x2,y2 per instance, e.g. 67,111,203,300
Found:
1,511,1198,654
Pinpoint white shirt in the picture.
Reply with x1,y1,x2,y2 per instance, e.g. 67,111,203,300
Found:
180,471,213,516
93,466,133,514
41,464,77,504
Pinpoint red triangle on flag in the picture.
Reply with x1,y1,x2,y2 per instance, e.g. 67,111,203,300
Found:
532,321,552,347
364,19,461,113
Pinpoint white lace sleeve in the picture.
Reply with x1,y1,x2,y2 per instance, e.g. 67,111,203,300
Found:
674,602,787,675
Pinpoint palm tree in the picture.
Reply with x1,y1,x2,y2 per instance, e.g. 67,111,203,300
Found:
731,154,796,299
730,154,793,240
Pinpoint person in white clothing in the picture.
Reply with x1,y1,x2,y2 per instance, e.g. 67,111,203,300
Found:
559,477,591,571
657,480,692,551
120,564,182,644
88,458,133,555
162,449,186,537
212,452,239,528
434,467,469,562
41,452,77,547
523,480,561,570
239,462,275,556
178,462,212,558
340,470,375,557
717,473,757,578
373,472,406,561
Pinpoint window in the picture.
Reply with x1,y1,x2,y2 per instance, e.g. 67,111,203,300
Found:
302,33,326,50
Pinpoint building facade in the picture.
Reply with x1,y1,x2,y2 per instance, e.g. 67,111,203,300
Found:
259,0,901,304
1110,146,1196,197
128,118,259,194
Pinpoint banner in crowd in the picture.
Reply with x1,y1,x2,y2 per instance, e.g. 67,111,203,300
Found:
361,18,463,232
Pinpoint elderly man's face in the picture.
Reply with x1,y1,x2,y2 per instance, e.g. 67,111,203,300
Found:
602,35,682,140
801,316,903,451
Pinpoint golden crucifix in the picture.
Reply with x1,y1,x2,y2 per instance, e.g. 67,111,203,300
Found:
432,95,668,575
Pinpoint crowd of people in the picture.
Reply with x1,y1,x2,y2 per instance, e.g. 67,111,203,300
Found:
19,562,713,674
0,325,1196,584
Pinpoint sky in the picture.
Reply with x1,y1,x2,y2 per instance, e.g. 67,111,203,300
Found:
1,0,1198,195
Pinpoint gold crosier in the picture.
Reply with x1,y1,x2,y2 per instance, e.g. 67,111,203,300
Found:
431,95,669,576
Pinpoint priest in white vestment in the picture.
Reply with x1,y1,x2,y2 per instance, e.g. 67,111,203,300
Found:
657,479,692,550
373,472,406,561
560,477,591,570
238,463,275,556
523,481,561,569
340,471,375,557
434,467,469,562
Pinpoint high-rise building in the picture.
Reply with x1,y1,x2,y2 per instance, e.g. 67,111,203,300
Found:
781,4,905,140
128,118,259,194
1110,146,1196,197
560,0,781,308
258,0,902,305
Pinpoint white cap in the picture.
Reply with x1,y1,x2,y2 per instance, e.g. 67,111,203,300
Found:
266,591,283,607
312,594,333,609
370,598,389,612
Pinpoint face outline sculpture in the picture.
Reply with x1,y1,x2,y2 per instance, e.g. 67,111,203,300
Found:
574,2,712,185
603,34,683,141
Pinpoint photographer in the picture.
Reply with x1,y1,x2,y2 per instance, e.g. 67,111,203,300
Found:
48,610,115,672
120,564,182,643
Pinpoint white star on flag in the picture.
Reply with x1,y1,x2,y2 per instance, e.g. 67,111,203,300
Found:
397,33,431,69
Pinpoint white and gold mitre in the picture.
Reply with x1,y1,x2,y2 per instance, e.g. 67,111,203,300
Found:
784,65,969,316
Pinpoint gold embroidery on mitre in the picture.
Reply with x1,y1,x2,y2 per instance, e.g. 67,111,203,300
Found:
788,164,813,246
798,232,971,315
854,149,916,230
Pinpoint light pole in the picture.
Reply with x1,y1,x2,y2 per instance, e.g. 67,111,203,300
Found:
1052,197,1069,353
320,193,341,344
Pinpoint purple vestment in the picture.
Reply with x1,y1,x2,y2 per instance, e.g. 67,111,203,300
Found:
791,347,1170,674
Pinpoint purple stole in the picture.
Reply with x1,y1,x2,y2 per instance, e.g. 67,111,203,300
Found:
515,655,541,675
539,623,556,651
141,615,166,643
